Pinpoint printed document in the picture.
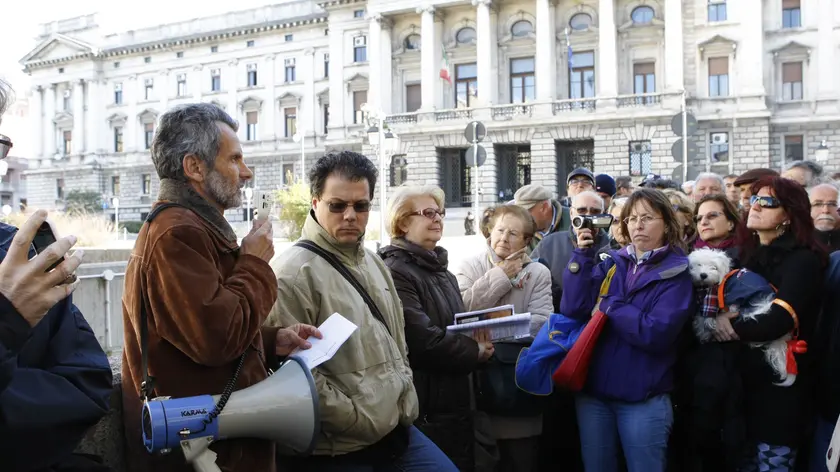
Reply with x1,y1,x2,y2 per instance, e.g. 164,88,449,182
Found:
290,313,358,370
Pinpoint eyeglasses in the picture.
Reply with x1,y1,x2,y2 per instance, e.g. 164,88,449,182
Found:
750,195,781,209
694,211,723,224
812,201,839,209
574,206,602,215
623,215,662,227
327,201,372,213
0,135,12,160
411,208,445,220
568,178,593,187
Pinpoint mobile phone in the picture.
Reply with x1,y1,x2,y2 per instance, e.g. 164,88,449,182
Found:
253,190,274,221
31,220,65,272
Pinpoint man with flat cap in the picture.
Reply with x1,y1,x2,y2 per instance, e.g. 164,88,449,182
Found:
733,168,779,211
513,184,570,254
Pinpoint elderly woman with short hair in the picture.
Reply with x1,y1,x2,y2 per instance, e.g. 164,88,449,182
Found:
380,185,492,472
455,204,552,472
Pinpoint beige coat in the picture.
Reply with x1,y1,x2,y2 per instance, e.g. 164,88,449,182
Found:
454,245,553,440
454,246,553,335
267,213,419,456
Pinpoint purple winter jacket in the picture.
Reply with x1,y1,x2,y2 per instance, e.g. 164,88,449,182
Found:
560,245,694,402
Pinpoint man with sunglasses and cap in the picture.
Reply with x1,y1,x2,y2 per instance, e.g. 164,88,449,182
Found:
0,79,113,470
733,168,780,211
268,151,456,471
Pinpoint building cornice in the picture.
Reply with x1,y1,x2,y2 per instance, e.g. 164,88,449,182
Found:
316,0,365,9
22,15,328,72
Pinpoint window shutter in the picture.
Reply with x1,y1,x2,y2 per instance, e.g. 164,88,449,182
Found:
633,62,655,75
246,111,258,125
708,57,729,75
782,62,802,82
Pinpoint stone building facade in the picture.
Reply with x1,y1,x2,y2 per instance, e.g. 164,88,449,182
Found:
18,0,840,222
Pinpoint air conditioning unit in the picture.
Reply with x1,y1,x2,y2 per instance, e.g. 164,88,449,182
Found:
177,73,186,81
324,53,330,61
711,132,728,145
354,36,367,47
247,63,257,71
285,58,296,67
114,83,122,91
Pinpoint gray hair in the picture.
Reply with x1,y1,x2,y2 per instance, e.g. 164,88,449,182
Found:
785,159,824,180
151,103,239,181
0,77,14,119
572,190,605,211
694,172,725,189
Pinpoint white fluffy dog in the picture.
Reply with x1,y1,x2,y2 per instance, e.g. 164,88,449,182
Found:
688,248,795,386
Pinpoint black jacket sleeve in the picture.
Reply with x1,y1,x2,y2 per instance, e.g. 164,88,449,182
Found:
734,250,822,343
391,270,480,373
0,298,113,471
0,294,32,394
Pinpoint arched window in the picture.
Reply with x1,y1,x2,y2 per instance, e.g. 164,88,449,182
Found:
404,34,421,50
511,20,534,38
569,13,593,31
390,155,408,186
631,6,655,24
456,27,476,44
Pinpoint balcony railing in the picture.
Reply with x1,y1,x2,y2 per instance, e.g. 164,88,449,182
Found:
376,92,681,129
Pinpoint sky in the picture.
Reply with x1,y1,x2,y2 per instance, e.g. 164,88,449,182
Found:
0,0,282,92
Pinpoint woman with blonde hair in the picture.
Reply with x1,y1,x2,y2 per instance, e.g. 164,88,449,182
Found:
380,185,492,471
664,189,697,244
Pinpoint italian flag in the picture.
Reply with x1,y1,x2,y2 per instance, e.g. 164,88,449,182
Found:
440,45,451,83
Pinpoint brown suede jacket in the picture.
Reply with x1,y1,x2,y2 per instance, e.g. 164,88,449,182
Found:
121,179,280,472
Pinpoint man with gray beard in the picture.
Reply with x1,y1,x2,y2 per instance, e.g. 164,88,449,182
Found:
810,183,840,253
121,103,318,472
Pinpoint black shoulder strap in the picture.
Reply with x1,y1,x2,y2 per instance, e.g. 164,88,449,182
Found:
139,202,183,400
294,240,391,336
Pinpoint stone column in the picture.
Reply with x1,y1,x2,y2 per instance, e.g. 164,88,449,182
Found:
664,0,684,92
126,76,138,152
85,79,99,155
381,20,394,114
597,0,618,99
417,5,437,111
30,86,42,160
72,80,85,155
304,48,317,135
191,66,203,101
226,60,239,115
367,14,382,112
327,26,346,139
264,55,276,140
44,85,56,158
474,0,493,106
738,0,765,97
816,0,835,100
535,0,557,100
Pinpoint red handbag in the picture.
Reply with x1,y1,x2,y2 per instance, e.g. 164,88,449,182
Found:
552,264,617,392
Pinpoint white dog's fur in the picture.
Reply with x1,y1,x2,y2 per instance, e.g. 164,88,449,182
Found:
688,248,793,386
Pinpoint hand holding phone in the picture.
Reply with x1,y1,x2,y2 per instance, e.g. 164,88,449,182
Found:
0,210,84,327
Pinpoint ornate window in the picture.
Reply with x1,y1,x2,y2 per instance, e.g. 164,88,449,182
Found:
631,6,655,24
569,13,593,31
511,20,533,38
404,34,421,50
456,27,476,44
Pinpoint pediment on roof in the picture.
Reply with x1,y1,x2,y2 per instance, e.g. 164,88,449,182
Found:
106,112,127,124
772,41,811,54
698,34,737,49
345,73,368,85
53,111,73,124
277,92,302,103
20,34,97,64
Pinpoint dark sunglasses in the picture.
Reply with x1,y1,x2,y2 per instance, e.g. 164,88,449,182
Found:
412,208,445,220
750,195,782,209
0,135,12,160
694,211,723,224
327,201,372,213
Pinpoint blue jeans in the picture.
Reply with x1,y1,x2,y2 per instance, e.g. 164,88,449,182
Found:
280,426,459,472
809,416,836,472
576,393,673,472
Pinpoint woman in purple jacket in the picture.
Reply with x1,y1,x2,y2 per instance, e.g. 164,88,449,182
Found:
561,188,695,472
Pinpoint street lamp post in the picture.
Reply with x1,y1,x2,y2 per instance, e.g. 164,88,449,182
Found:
293,129,306,183
112,197,120,236
362,104,397,246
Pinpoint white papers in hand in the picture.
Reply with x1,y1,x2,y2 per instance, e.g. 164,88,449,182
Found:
289,313,358,370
